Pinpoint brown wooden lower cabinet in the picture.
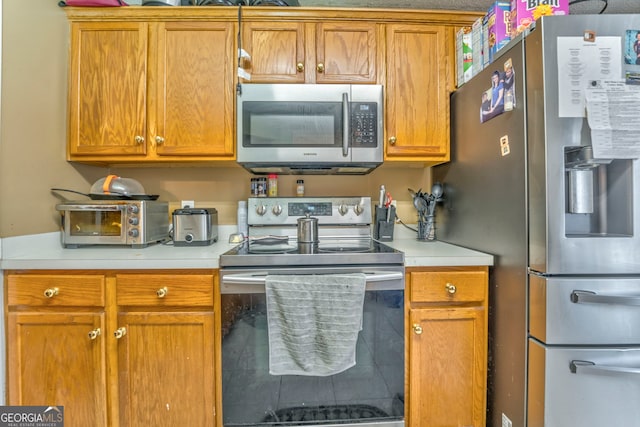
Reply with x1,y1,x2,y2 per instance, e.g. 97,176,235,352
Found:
5,270,218,427
6,266,487,427
406,266,489,427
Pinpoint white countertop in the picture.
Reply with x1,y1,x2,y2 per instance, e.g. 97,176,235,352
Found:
0,225,493,270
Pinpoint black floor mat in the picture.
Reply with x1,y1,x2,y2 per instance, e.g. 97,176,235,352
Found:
263,404,390,424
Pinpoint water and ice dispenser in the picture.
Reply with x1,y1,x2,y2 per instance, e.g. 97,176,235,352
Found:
565,145,633,237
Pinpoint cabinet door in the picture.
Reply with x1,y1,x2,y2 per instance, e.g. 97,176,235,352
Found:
385,24,450,163
315,22,378,84
241,21,306,83
68,22,148,158
154,22,235,158
7,312,107,427
408,307,486,427
117,311,215,427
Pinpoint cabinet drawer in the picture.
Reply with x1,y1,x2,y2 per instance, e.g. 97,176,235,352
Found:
116,274,214,307
7,275,105,307
410,271,486,303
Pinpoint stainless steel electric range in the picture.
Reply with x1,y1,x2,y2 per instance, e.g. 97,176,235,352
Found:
220,197,405,427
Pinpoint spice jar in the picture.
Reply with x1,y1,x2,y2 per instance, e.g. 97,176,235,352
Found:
268,174,278,197
296,179,305,197
256,177,267,197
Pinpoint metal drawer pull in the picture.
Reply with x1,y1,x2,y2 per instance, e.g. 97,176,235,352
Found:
44,288,59,298
114,327,127,339
445,283,457,294
412,324,423,335
570,360,640,377
570,290,640,306
88,328,101,340
156,287,169,298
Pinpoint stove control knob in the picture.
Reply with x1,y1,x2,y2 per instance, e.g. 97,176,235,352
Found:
272,205,282,216
338,204,349,216
256,204,267,216
354,202,365,216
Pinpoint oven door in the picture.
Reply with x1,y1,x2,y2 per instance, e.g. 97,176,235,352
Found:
57,204,127,247
220,266,405,427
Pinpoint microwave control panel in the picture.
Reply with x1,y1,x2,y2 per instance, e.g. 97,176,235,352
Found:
351,102,378,147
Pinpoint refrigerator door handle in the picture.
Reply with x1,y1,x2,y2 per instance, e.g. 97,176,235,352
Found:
570,290,640,306
570,360,640,377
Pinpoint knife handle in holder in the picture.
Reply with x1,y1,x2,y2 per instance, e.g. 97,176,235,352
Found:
374,205,395,241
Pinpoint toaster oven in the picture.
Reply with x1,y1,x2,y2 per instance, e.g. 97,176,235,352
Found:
56,200,170,248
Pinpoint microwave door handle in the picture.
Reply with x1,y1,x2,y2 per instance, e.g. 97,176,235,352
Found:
342,92,349,157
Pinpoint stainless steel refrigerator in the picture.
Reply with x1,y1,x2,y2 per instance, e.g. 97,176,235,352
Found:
434,14,640,427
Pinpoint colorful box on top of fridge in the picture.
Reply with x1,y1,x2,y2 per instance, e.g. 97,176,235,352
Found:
472,17,485,76
510,0,569,37
486,1,511,64
455,26,473,86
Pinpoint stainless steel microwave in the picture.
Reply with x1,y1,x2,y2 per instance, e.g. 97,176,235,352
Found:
236,83,383,175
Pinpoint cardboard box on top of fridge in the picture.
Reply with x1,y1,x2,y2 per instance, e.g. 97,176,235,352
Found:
510,0,569,37
471,17,484,76
486,1,511,64
455,26,473,87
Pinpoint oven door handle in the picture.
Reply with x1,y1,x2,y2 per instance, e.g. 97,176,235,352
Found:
570,360,640,377
222,271,403,285
570,290,640,306
55,204,125,211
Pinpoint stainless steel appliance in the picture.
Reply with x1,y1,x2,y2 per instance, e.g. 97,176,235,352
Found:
56,200,169,248
172,207,218,246
236,84,383,175
434,15,640,427
219,197,405,427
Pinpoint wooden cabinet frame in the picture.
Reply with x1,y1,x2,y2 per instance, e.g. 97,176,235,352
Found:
4,269,220,427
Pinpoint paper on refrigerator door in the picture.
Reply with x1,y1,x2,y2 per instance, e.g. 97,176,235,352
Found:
557,36,621,117
585,79,640,159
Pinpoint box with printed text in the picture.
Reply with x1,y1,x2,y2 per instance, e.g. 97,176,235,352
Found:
486,1,511,64
455,26,473,86
510,0,569,37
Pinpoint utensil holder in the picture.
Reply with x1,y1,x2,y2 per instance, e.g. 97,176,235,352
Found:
374,205,395,241
418,215,436,241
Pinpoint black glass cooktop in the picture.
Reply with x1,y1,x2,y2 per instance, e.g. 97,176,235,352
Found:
220,238,404,268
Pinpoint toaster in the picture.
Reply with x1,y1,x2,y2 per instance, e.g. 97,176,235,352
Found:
172,208,218,246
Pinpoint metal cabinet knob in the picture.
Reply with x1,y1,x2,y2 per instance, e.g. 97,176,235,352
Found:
135,135,145,144
317,63,325,73
155,136,165,145
44,287,59,298
412,323,423,335
445,283,457,294
388,136,397,145
114,327,127,339
156,287,169,298
297,62,304,72
88,328,101,340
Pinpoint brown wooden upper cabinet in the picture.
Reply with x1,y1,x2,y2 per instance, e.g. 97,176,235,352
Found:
384,24,452,164
240,21,378,84
67,21,235,163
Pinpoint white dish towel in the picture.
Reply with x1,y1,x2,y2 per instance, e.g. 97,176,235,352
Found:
265,273,367,376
